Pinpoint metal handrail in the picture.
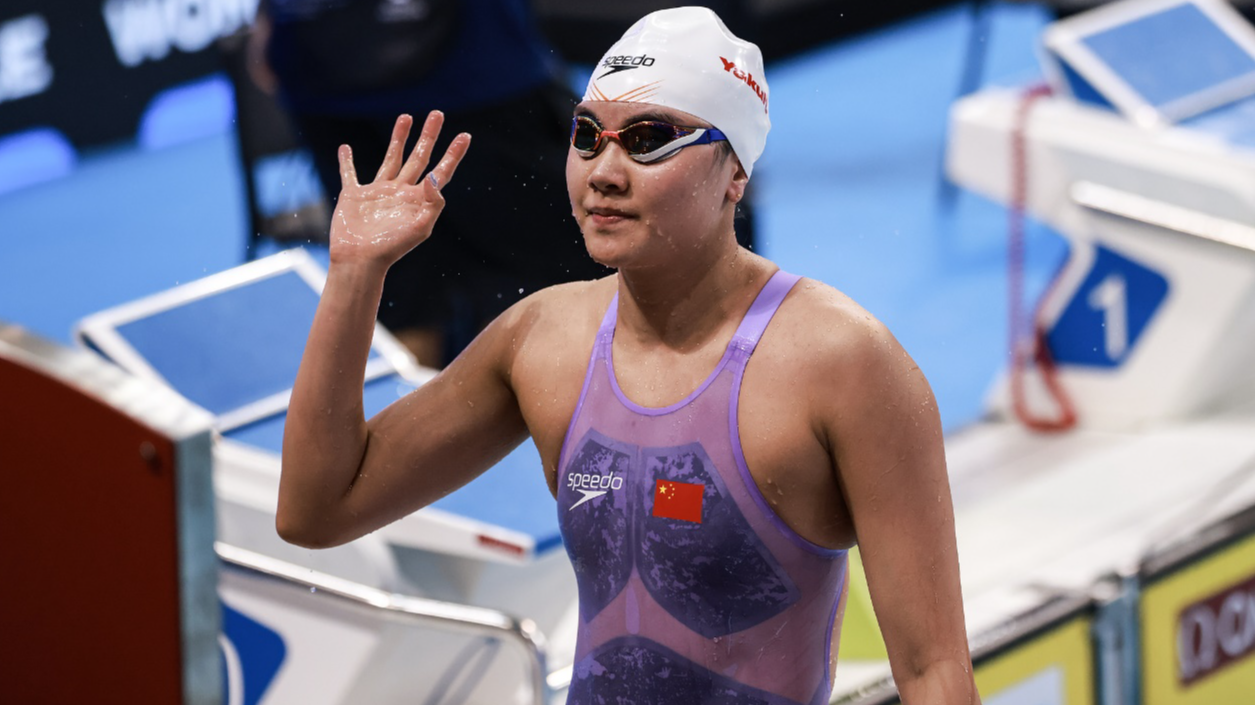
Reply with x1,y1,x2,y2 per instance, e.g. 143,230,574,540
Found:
215,542,554,705
547,664,574,692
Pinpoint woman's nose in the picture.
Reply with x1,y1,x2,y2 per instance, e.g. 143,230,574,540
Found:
587,142,631,193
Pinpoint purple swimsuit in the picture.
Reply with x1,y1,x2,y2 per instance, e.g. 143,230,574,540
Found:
557,270,849,705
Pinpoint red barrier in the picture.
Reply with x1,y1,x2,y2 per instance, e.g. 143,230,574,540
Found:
0,326,217,704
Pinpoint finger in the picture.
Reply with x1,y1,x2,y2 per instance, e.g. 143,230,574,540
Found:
338,144,359,190
374,114,413,182
425,133,472,196
397,111,445,185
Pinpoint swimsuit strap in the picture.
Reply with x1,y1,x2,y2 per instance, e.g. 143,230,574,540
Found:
730,270,802,353
594,292,620,355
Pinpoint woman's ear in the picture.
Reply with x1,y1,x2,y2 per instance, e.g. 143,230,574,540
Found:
727,157,749,204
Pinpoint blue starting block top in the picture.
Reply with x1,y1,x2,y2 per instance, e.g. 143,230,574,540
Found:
76,249,562,555
110,269,382,420
1043,0,1255,126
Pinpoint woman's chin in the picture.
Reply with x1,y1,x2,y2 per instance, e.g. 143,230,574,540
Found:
582,232,634,269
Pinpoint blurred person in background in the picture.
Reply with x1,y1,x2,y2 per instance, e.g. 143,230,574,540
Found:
246,0,611,366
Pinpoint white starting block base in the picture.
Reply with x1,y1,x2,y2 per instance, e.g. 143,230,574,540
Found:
828,403,1255,703
949,88,1255,431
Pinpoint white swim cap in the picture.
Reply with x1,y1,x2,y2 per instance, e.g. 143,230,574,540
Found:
583,6,770,177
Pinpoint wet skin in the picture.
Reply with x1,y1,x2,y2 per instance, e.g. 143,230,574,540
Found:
279,108,979,703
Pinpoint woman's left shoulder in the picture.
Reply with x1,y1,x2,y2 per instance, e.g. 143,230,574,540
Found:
778,276,895,350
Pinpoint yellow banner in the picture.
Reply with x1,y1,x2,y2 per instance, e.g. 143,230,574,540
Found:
876,614,1094,705
1142,533,1255,704
975,615,1094,705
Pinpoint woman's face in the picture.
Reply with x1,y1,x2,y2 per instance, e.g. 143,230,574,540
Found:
566,101,746,271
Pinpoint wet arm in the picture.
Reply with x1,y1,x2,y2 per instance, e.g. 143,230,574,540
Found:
277,258,387,545
825,322,979,703
279,269,530,548
278,112,526,547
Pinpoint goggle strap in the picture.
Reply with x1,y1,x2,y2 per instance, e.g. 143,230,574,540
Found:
690,128,727,146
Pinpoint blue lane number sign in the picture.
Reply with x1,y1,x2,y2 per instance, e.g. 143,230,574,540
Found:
1047,245,1169,368
220,602,287,705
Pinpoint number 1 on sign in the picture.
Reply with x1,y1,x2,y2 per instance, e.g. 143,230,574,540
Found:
1088,273,1128,361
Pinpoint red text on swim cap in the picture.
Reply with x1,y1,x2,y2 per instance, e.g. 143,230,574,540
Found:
720,57,768,113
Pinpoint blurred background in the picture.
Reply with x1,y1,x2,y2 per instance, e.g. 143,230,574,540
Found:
0,0,1070,431
6,1,1255,704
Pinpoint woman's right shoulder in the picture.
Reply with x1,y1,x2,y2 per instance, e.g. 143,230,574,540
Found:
499,275,617,331
481,275,616,392
486,275,616,359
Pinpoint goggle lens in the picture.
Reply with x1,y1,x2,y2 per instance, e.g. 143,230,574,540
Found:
623,122,683,153
571,116,722,162
571,116,603,152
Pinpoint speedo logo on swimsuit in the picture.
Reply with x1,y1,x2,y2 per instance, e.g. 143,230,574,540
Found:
599,54,656,78
567,471,624,510
719,56,768,113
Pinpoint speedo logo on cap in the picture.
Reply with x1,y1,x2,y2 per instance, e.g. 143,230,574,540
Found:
599,54,656,78
720,57,768,113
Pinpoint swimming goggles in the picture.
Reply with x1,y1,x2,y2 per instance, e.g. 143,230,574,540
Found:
570,115,728,163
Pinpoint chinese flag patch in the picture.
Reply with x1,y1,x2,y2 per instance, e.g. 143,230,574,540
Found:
652,479,704,523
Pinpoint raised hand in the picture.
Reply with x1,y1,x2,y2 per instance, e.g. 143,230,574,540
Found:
330,111,471,269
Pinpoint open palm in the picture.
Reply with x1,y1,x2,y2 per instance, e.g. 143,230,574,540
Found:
330,111,471,268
